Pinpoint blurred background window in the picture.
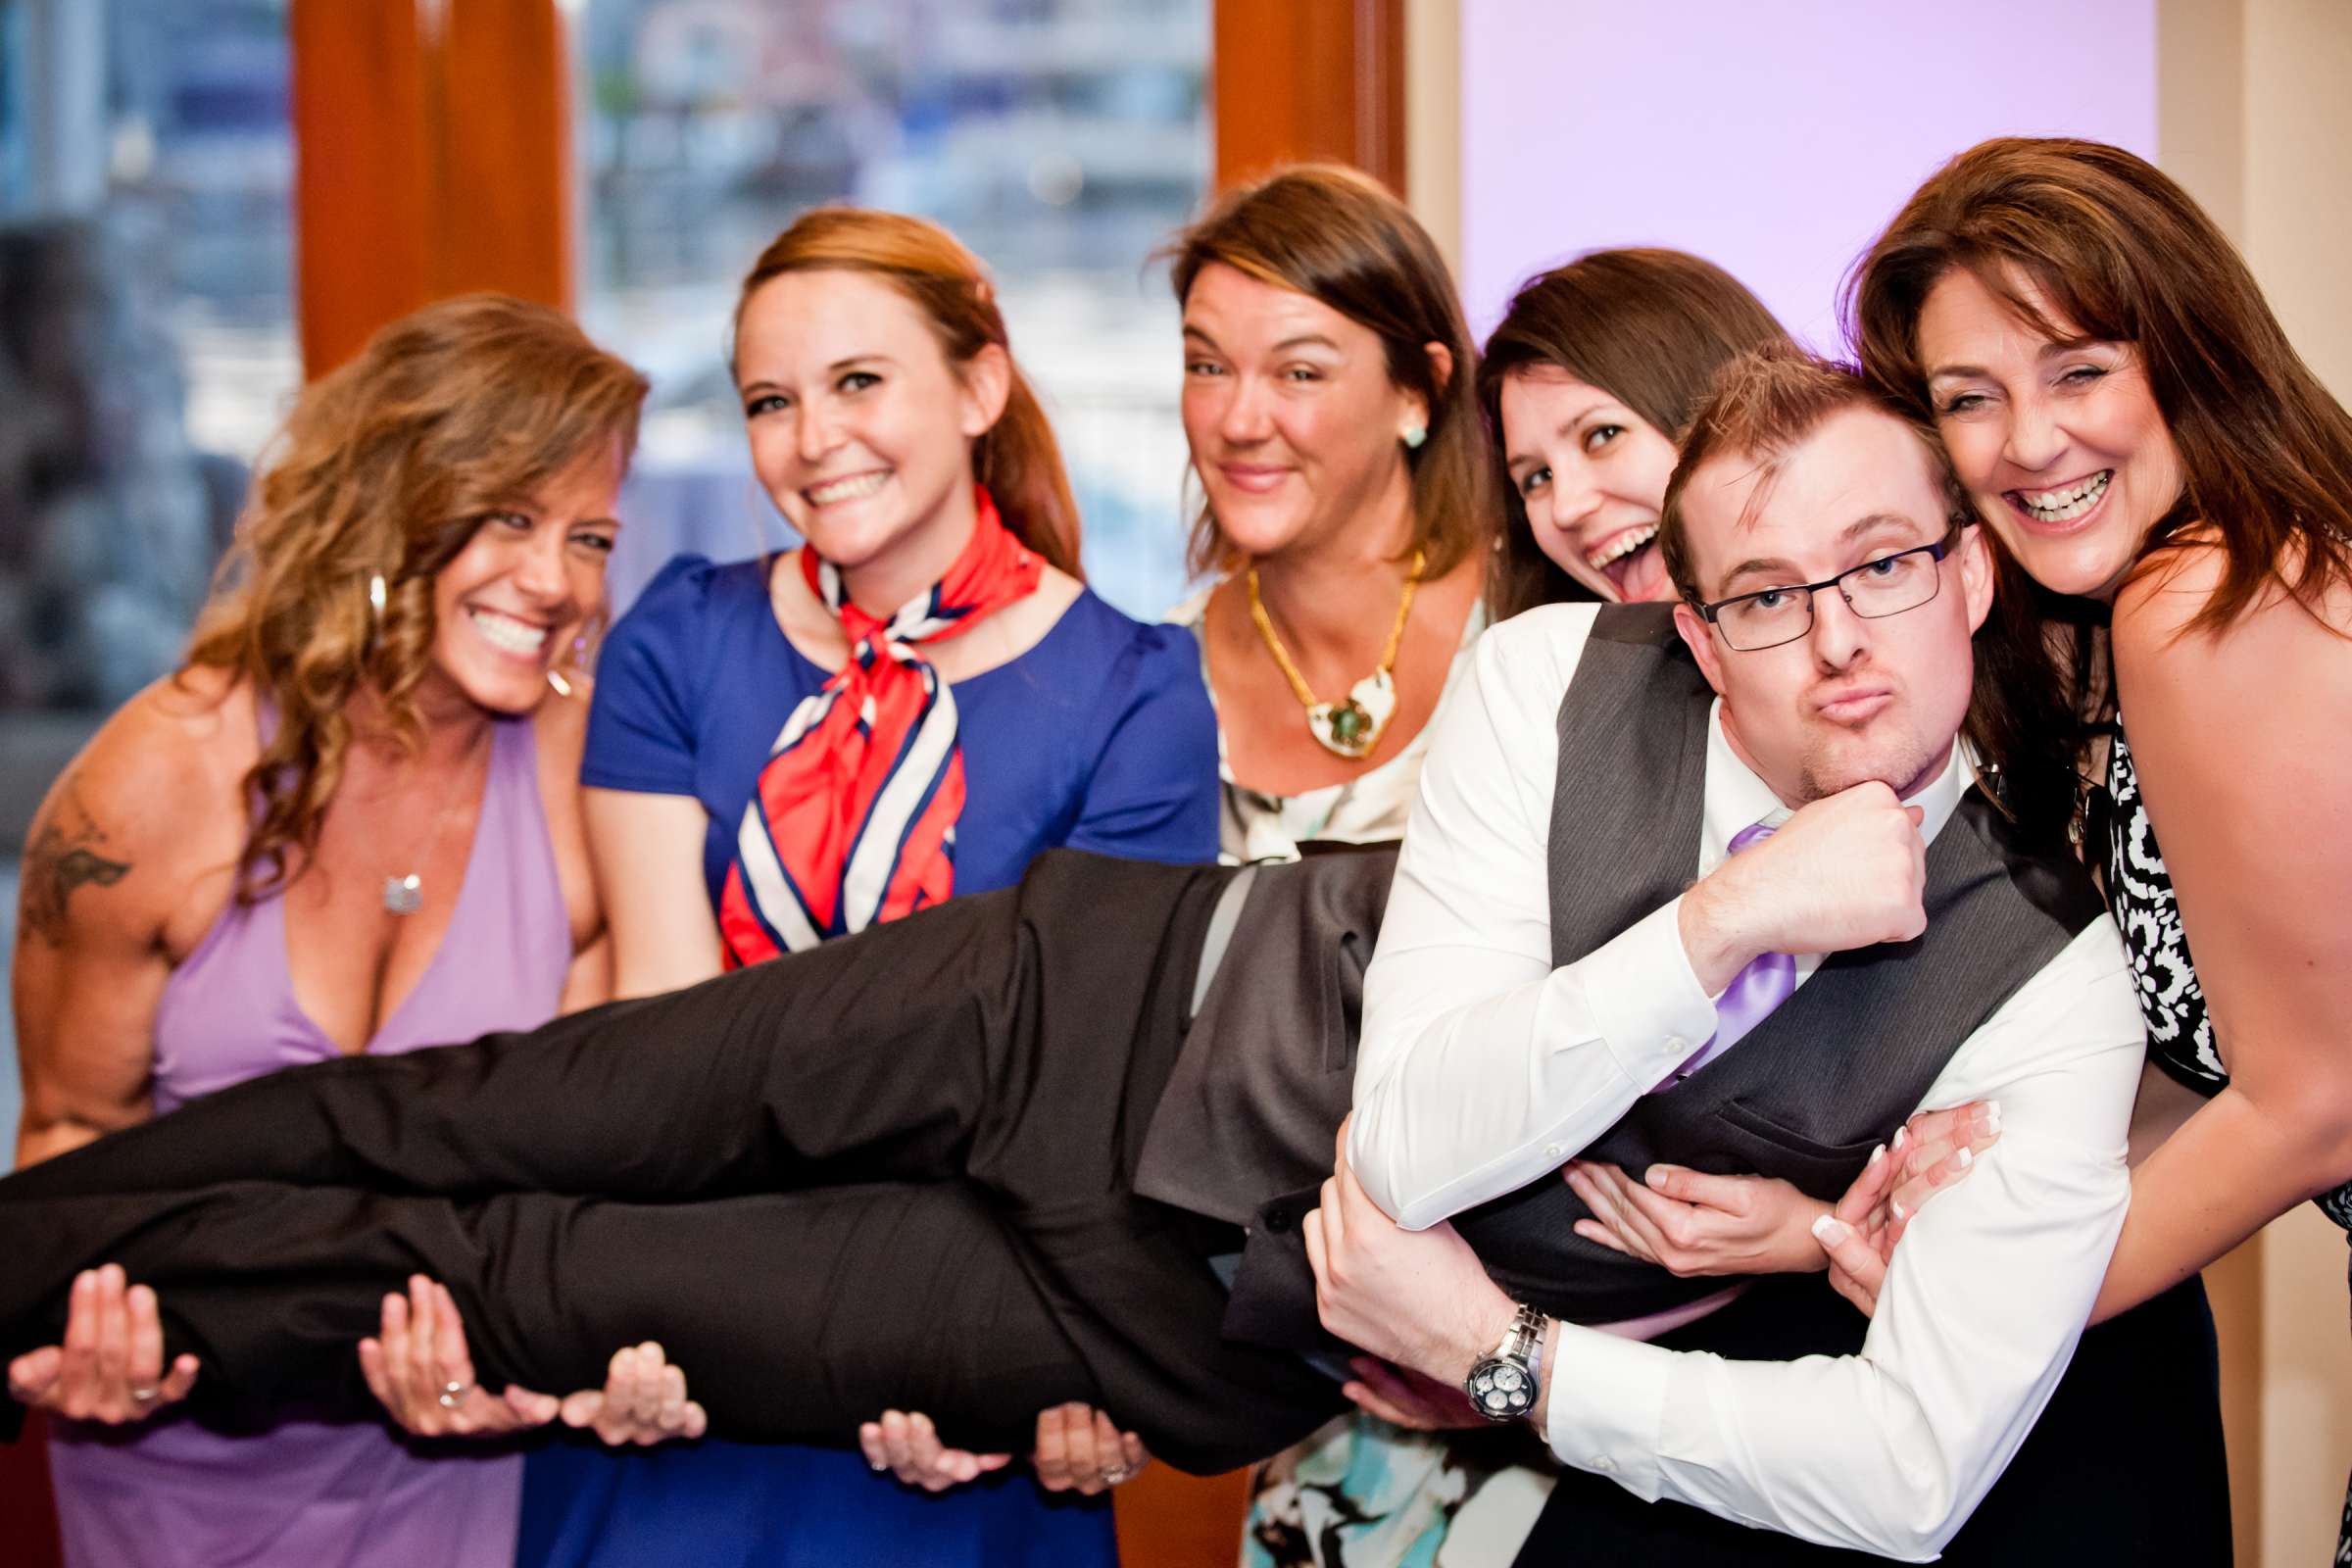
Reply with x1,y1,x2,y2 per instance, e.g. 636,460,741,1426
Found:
573,0,1211,620
0,0,297,1146
0,0,294,712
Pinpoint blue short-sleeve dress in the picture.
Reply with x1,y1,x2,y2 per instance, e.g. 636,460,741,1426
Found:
519,552,1219,1568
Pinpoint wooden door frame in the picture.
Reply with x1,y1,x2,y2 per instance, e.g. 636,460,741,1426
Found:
289,0,572,378
1214,0,1405,193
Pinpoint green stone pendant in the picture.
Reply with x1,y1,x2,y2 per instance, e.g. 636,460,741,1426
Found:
1304,670,1397,760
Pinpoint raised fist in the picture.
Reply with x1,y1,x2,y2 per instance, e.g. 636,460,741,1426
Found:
1682,781,1927,989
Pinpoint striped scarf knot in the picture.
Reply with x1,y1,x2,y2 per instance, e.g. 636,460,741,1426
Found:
716,486,1041,966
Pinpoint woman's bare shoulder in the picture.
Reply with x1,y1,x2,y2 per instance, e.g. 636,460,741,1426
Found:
2115,525,2352,656
69,669,256,838
18,668,254,951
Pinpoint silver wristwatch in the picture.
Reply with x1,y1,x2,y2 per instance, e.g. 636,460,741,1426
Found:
1464,1300,1547,1421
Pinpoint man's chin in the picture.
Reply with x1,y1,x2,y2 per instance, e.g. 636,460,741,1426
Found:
1799,745,1938,805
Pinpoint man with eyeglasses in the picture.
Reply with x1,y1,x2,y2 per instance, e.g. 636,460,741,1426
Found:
0,355,2223,1560
1319,342,2225,1563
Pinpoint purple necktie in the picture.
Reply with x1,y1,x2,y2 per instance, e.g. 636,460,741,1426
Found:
1654,819,1796,1092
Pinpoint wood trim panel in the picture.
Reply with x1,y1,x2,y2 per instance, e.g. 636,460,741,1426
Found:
0,1411,62,1568
1214,0,1405,193
290,0,572,378
436,0,572,312
289,0,436,377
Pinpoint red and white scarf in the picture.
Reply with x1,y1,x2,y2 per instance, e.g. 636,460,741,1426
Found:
717,486,1042,966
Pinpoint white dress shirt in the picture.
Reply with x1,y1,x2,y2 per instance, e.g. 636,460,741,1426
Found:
1347,603,2146,1560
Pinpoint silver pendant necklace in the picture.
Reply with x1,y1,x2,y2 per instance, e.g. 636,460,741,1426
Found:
380,732,490,916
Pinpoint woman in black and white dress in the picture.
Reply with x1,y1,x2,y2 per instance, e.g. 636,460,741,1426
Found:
1849,135,2352,1560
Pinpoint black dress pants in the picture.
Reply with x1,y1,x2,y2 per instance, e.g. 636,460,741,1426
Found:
0,851,1345,1472
1512,1272,2231,1565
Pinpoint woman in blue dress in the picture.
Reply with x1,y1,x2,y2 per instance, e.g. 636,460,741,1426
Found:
520,209,1217,1568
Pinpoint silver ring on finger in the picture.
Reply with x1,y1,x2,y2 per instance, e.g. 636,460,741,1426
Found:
437,1380,473,1409
128,1385,161,1405
1100,1462,1134,1486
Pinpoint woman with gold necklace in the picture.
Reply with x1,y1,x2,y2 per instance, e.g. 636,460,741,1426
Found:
1163,165,1505,1562
1162,166,1491,865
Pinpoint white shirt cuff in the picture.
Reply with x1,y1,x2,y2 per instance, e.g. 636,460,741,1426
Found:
1571,896,1720,1087
1542,1321,1673,1500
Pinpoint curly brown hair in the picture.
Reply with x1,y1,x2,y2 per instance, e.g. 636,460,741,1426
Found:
182,293,648,898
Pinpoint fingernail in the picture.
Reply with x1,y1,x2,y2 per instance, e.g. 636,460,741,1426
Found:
1891,1198,1908,1221
74,1271,93,1291
1892,1127,1907,1151
1644,1167,1668,1190
1983,1101,2003,1132
1868,1144,1886,1166
1954,1147,1974,1169
1811,1215,1848,1245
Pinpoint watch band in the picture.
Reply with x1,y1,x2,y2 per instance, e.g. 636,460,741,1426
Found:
1465,1300,1548,1422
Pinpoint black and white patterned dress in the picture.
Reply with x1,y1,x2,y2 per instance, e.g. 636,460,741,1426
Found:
2103,728,2352,1563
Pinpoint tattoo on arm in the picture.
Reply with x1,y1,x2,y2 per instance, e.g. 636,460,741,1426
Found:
20,780,132,945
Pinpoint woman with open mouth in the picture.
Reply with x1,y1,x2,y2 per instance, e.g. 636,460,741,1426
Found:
1483,248,1791,623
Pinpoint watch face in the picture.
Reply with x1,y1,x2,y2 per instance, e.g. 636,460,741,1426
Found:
1470,1359,1531,1417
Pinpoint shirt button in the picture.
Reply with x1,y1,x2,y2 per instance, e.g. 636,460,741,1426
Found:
1664,1036,1687,1053
1544,1142,1566,1161
1591,1455,1618,1474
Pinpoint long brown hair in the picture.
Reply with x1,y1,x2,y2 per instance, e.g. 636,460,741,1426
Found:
1163,164,1494,579
184,293,647,897
1848,136,2352,835
737,208,1082,577
1479,248,1790,618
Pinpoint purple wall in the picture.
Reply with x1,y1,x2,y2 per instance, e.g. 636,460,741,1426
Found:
1459,1,2158,349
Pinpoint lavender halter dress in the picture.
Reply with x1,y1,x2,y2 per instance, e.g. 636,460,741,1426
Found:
46,711,572,1568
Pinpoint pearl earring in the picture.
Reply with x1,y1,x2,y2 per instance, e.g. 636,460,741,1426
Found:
1400,423,1428,450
